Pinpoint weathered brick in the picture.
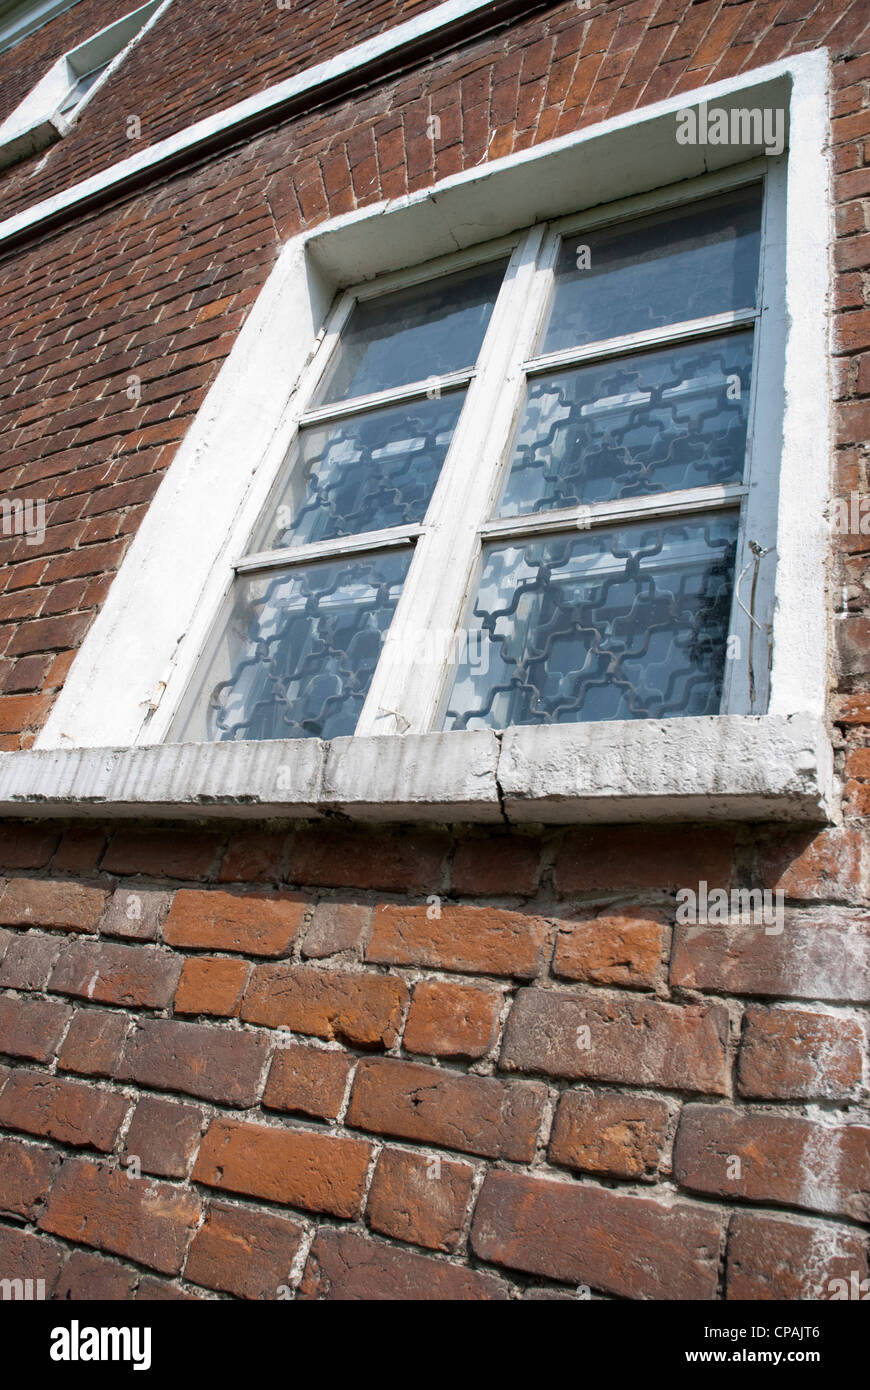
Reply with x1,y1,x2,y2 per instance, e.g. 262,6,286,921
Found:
119,1018,270,1106
738,1006,865,1100
549,1090,670,1180
367,904,551,979
755,828,866,902
0,825,59,870
174,955,249,1016
471,1170,721,1299
502,988,729,1094
671,912,870,1001
0,1070,129,1151
0,877,107,931
289,827,448,892
0,1224,64,1296
193,1116,373,1218
556,826,734,894
263,1042,354,1119
56,1250,138,1300
347,1057,546,1161
403,979,502,1060
57,1007,129,1076
185,1201,303,1300
0,1135,60,1218
674,1106,870,1222
0,993,71,1060
553,908,668,988
367,1147,474,1252
102,829,221,880
219,829,285,883
163,888,305,956
39,1158,202,1274
241,962,407,1048
300,901,371,958
0,931,60,989
726,1211,870,1301
49,938,182,1008
450,836,541,896
123,1095,204,1178
100,886,171,941
300,1229,509,1300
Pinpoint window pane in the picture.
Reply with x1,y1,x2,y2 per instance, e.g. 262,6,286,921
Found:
444,514,738,730
314,260,507,404
173,551,410,742
496,332,753,516
252,391,465,551
541,188,762,353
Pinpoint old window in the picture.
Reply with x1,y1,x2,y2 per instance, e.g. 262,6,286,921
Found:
172,178,775,744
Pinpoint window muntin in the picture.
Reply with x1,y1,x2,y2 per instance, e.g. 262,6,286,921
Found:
171,175,774,744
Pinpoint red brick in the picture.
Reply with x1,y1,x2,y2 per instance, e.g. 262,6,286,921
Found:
503,988,728,1094
553,908,668,988
57,1007,129,1076
241,962,407,1048
347,1057,546,1161
549,1090,670,1180
0,1069,129,1151
193,1116,373,1218
289,827,448,892
123,1095,204,1178
0,1135,60,1218
367,903,551,979
726,1211,870,1301
367,1147,475,1252
51,827,107,875
0,877,107,930
185,1201,304,1300
449,835,541,895
0,930,60,989
102,829,221,879
163,887,305,955
674,1106,870,1222
403,979,502,1060
174,955,249,1016
55,1250,138,1300
0,1225,63,1296
120,1017,270,1106
470,1170,721,1299
754,828,865,902
48,938,182,1007
219,830,285,882
39,1158,202,1274
100,886,171,940
738,1006,865,1100
671,911,870,1002
0,825,59,869
300,901,371,958
263,1042,354,1120
300,1229,508,1300
556,826,735,894
0,993,71,1060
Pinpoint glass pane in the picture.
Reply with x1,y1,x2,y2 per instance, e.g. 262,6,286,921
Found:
444,514,738,730
314,260,507,404
173,551,410,742
541,188,762,353
496,332,753,516
252,391,465,551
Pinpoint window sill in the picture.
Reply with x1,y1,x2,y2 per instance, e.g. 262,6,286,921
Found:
0,715,836,824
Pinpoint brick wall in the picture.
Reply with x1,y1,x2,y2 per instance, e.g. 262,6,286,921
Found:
0,0,868,1300
0,817,866,1298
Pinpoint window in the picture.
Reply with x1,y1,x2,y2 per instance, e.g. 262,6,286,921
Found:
0,1,83,56
0,0,164,168
172,180,774,745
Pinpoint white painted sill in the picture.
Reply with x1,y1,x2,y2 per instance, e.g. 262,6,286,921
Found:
4,51,837,828
0,716,836,823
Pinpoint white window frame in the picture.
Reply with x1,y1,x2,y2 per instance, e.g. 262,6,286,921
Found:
7,50,835,824
0,0,169,170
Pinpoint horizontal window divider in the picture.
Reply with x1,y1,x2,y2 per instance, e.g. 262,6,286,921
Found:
522,309,759,378
481,484,747,541
299,370,474,426
235,524,424,574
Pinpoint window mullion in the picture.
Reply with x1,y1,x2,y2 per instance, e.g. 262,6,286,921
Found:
354,224,550,737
